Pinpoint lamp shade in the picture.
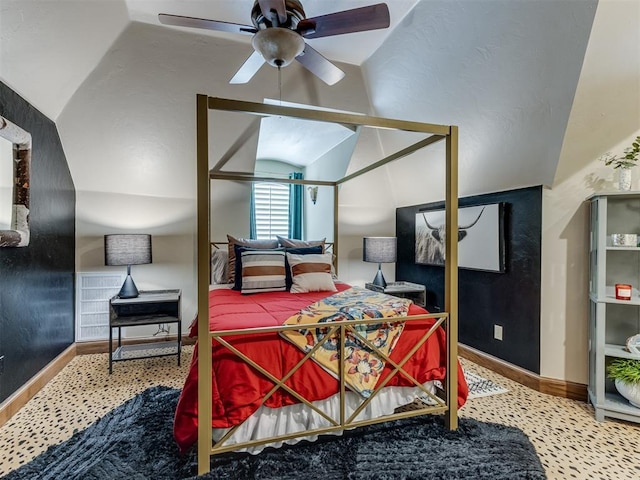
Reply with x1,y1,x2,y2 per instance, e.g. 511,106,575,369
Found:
104,234,152,266
363,237,397,264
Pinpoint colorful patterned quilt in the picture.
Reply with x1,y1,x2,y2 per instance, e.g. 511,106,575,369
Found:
281,286,412,397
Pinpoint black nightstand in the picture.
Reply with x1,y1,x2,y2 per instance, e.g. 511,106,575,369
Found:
365,281,426,307
108,289,181,373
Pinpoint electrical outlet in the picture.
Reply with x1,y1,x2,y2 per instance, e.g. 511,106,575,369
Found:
494,325,503,341
0,355,4,375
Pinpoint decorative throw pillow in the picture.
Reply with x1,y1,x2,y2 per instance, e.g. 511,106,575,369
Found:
283,245,324,289
227,235,279,284
233,245,284,290
286,252,337,294
277,236,326,251
210,247,228,284
240,249,286,294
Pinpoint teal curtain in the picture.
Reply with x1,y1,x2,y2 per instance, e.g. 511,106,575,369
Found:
249,183,257,239
289,172,303,239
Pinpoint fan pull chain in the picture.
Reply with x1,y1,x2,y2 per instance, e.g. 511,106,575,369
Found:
278,66,282,105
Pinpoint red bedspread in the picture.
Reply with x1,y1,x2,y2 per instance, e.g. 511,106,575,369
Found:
173,284,468,453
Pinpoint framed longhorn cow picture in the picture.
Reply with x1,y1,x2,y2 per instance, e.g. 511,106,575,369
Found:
415,202,505,272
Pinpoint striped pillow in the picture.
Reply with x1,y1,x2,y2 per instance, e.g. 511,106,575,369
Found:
240,250,286,294
283,245,323,289
286,252,337,294
227,235,279,284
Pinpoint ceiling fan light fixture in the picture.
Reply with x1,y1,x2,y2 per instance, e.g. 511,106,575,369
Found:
252,28,304,67
159,1,390,84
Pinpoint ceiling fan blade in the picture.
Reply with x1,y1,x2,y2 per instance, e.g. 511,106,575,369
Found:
230,51,266,84
258,0,288,25
297,3,390,39
158,13,256,35
295,44,345,86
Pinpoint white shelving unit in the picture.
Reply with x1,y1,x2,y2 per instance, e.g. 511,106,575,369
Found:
588,192,640,423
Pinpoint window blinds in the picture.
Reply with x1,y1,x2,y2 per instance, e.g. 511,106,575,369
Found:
254,182,290,239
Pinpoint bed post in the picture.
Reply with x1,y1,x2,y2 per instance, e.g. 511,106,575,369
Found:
196,94,213,475
444,125,459,430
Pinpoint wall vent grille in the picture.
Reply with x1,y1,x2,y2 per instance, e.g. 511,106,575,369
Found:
75,272,124,342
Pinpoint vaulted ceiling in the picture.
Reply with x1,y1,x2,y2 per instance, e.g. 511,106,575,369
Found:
1,0,418,121
0,0,637,211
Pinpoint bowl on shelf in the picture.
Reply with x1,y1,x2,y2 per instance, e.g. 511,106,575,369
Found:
611,233,638,247
627,334,640,355
615,379,640,408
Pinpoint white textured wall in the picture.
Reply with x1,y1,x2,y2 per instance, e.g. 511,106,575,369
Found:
542,132,640,383
304,132,358,251
58,21,371,332
303,126,396,284
540,0,640,383
362,0,596,208
0,0,129,120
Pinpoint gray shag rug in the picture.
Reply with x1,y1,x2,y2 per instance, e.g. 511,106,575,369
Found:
1,386,546,480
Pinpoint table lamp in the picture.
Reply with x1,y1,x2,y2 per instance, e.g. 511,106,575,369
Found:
363,236,397,288
104,234,152,298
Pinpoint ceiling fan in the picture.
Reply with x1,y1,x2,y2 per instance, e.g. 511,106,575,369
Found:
158,0,390,86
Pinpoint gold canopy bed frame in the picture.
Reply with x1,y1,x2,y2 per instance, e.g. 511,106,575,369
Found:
195,95,459,475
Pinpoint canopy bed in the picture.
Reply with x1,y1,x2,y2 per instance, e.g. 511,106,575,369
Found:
185,96,462,475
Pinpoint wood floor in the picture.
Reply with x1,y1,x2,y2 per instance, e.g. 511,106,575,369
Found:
0,346,637,479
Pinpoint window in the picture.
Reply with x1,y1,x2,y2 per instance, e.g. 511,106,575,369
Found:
253,182,289,239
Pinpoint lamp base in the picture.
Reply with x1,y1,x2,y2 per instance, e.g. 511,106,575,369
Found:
118,274,139,299
371,264,387,289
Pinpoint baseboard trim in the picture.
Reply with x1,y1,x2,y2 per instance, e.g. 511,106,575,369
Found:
538,375,588,401
0,344,76,428
459,343,587,402
1,335,196,427
0,339,586,428
75,334,196,355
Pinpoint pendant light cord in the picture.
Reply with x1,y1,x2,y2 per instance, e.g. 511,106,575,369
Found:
278,66,282,105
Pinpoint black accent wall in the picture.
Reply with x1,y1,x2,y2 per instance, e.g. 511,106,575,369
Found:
0,81,76,403
396,186,542,373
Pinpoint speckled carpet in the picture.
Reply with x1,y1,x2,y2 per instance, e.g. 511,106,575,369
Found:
1,386,546,480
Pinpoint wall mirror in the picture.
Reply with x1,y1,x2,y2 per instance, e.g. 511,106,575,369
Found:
0,114,31,247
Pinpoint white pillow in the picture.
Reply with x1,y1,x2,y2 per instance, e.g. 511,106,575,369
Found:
277,236,326,251
210,248,228,284
286,252,337,294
